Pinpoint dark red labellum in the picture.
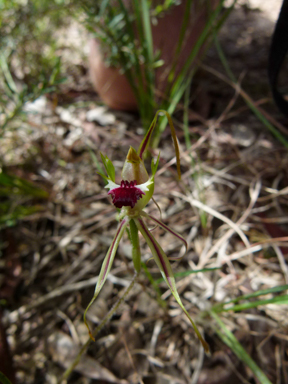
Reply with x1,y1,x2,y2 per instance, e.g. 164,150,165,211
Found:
108,180,145,208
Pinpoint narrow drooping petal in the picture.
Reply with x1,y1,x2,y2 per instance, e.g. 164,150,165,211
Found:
84,217,130,338
135,217,209,353
141,211,188,257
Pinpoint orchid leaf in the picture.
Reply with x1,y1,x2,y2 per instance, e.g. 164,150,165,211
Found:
138,110,181,180
141,211,187,257
88,148,108,185
135,217,209,352
84,217,129,339
100,152,115,182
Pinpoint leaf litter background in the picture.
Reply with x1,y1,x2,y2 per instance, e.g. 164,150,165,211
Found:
1,1,288,383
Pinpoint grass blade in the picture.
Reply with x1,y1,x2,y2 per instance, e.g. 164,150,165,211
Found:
155,267,219,284
213,35,288,147
227,284,288,303
155,0,232,144
211,311,273,384
0,372,13,384
213,285,288,313
219,294,288,313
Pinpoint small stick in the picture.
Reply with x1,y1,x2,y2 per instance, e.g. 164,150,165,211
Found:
58,271,140,383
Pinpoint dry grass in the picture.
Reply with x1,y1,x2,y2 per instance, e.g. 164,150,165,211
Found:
1,2,288,384
1,91,288,383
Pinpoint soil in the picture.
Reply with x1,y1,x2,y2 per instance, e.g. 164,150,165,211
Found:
1,1,288,384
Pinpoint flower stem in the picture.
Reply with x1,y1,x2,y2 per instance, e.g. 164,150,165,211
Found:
130,219,141,273
58,270,140,383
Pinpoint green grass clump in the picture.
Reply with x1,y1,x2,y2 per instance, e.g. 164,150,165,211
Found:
0,0,68,227
0,170,48,228
80,0,235,144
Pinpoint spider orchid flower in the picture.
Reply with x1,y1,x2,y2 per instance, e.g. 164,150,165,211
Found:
85,111,209,352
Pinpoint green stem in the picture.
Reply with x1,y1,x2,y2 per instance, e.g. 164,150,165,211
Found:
141,261,167,308
130,219,141,273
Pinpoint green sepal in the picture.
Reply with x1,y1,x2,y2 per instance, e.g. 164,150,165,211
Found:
100,152,115,182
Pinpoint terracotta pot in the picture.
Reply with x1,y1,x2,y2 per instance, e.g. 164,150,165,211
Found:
89,0,219,110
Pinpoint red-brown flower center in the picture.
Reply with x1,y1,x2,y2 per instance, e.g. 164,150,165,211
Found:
108,180,145,208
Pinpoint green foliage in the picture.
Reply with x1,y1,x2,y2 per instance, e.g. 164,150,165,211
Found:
100,152,116,182
211,312,273,384
0,51,64,132
0,170,48,228
0,0,69,89
0,371,13,384
155,267,219,284
212,284,288,313
0,0,72,129
0,171,47,198
151,153,160,177
209,285,288,383
0,0,69,227
0,49,56,227
0,0,69,133
80,0,234,142
214,34,288,147
2,2,286,381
